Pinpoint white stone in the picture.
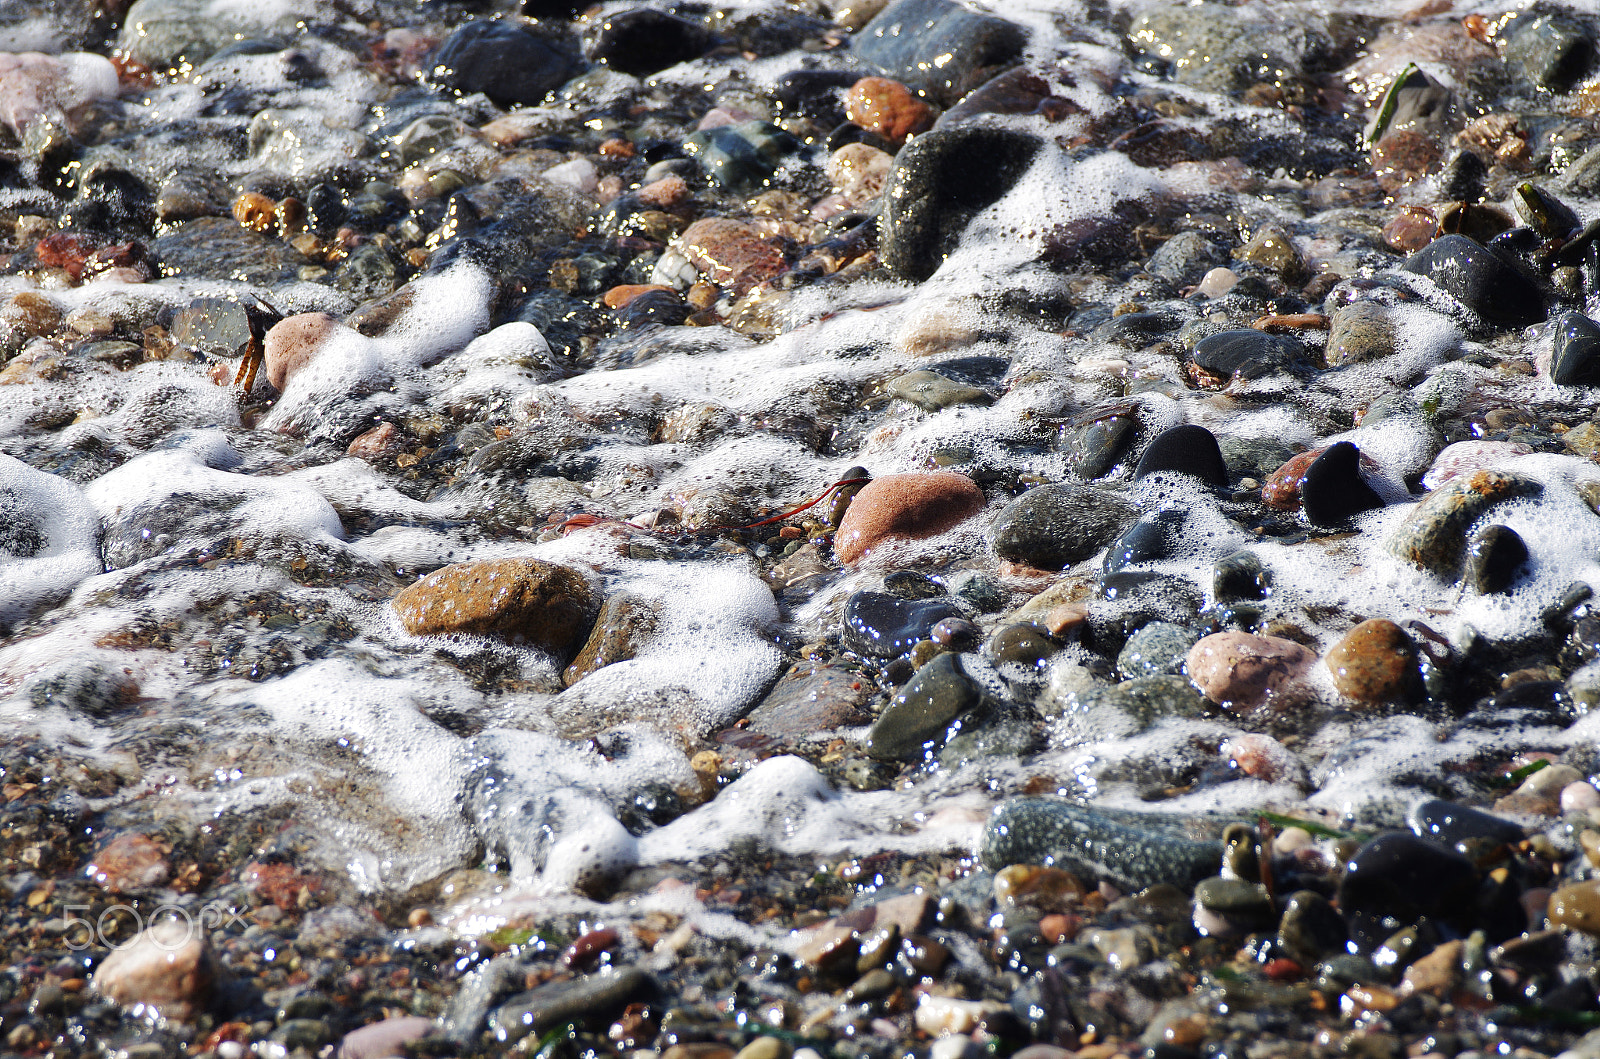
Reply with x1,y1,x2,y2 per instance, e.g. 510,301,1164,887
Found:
92,918,214,1022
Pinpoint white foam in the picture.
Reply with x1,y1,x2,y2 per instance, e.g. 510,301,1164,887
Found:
0,455,102,625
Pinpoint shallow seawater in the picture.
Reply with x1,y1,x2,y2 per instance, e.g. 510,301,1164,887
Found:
5,0,1600,968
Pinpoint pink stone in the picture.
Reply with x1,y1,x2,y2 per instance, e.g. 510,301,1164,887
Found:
86,833,170,893
678,218,786,297
1420,440,1533,491
0,52,118,137
833,472,986,564
1186,631,1317,712
338,1016,437,1059
93,919,215,1022
262,312,350,391
636,174,689,209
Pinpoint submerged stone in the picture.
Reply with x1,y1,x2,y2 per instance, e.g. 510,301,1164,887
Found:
988,483,1138,571
980,798,1222,892
866,653,981,761
1401,234,1545,330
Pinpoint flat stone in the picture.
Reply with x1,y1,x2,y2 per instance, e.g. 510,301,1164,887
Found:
488,968,652,1043
833,471,985,564
392,559,600,660
92,919,216,1023
987,483,1138,571
1326,301,1397,366
853,0,1028,105
153,216,310,286
745,662,873,739
981,797,1221,892
262,312,350,391
339,1017,437,1059
885,369,991,411
563,593,659,686
865,652,980,761
1186,631,1317,712
1402,234,1545,331
1324,619,1416,705
1385,469,1542,576
677,217,787,297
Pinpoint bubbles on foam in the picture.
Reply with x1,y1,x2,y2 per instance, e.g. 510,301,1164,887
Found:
0,454,101,627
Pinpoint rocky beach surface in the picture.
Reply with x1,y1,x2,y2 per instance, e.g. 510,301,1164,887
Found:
12,0,1600,1057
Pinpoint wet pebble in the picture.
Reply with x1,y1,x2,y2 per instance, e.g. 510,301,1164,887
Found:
92,920,216,1023
1132,424,1228,485
1402,234,1546,330
1385,470,1542,577
675,218,787,297
563,594,659,686
489,968,652,1043
980,798,1222,892
1548,881,1600,936
833,471,986,564
841,591,962,658
853,0,1028,104
1300,441,1384,526
391,559,600,659
1190,329,1306,381
1338,832,1480,946
988,483,1137,571
336,1017,437,1059
1326,302,1397,366
1324,619,1417,706
885,369,991,411
1550,311,1600,387
426,20,585,108
1466,525,1529,595
844,77,932,145
1420,440,1533,490
1186,631,1316,711
589,9,721,75
262,312,349,391
1116,621,1200,680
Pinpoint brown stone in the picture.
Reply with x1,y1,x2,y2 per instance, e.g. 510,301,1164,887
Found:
1186,631,1317,712
262,312,348,391
845,76,933,145
602,284,673,309
85,833,170,894
636,174,689,208
1325,619,1417,705
832,471,986,564
1549,881,1600,935
392,558,600,659
93,919,215,1022
1400,939,1462,997
678,218,787,297
346,422,405,459
562,593,660,686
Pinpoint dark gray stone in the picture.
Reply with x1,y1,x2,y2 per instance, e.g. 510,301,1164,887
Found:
1401,234,1546,331
1144,231,1228,285
854,0,1029,105
1551,311,1600,386
1503,12,1595,93
488,968,652,1044
1116,622,1200,680
1128,5,1343,93
987,483,1138,571
153,217,310,286
866,653,981,761
427,20,587,109
980,798,1222,892
1191,330,1307,381
589,9,722,76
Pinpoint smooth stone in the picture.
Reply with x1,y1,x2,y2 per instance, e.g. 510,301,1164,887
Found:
685,121,799,193
92,919,216,1023
1065,413,1137,480
845,76,932,145
1234,224,1302,278
833,471,986,564
1337,833,1479,945
1071,674,1207,731
426,20,585,108
930,617,980,649
677,217,787,297
986,623,1059,669
1503,11,1594,92
1128,5,1338,93
1102,509,1186,575
391,559,600,660
1514,182,1581,238
1400,939,1463,998
1091,311,1182,348
1191,329,1307,381
1385,470,1542,576
562,594,660,687
1186,631,1317,712
936,67,1069,129
1218,435,1300,483
262,312,349,391
840,591,962,659
878,126,1042,282
745,663,873,740
488,968,651,1043
987,483,1138,571
1407,801,1525,850
1132,424,1228,485
1212,551,1271,602
853,0,1029,105
1277,890,1348,962
980,797,1222,892
1466,525,1529,595
116,0,312,67
1324,619,1417,705
153,216,310,286
886,369,992,411
1551,312,1600,387
1420,440,1533,490
884,570,946,599
866,653,980,761
589,8,722,76
1193,877,1275,936
1549,881,1600,936
339,1017,437,1059
1262,448,1321,510
1401,234,1546,330
1117,622,1200,680
1326,302,1397,366
87,833,170,893
1300,442,1384,526
1145,230,1228,285
1566,422,1600,460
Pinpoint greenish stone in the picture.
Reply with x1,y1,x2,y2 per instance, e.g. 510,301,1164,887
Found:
865,653,980,761
886,369,992,411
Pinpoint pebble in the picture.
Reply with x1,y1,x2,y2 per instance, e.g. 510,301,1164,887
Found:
885,369,991,411
1116,622,1200,680
92,919,216,1023
563,594,659,686
1326,302,1397,366
589,9,721,75
0,52,118,138
1465,524,1529,595
1399,939,1462,998
1337,833,1481,947
1420,440,1533,490
832,471,986,564
1132,424,1229,485
1191,329,1307,381
987,483,1138,571
854,0,1028,104
1324,619,1417,705
676,217,787,297
825,143,894,206
1551,311,1600,387
1402,234,1546,331
1185,631,1317,712
844,77,932,145
841,591,962,658
684,121,797,193
262,312,349,391
85,833,171,893
391,558,600,659
1548,881,1600,936
1385,470,1543,577
426,20,585,108
865,652,980,761
981,798,1222,892
745,662,872,738
489,968,652,1043
1300,441,1384,526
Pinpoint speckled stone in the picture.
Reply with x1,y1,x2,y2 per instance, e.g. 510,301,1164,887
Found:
1186,631,1317,711
1325,619,1417,706
1077,674,1208,730
92,919,216,1022
866,652,980,761
1117,622,1201,680
392,559,600,659
677,217,787,296
844,77,932,144
987,483,1138,571
1384,470,1542,576
833,472,986,564
1325,302,1397,366
826,142,894,205
981,798,1222,892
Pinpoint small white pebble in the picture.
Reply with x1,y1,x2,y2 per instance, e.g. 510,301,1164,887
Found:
1196,266,1239,298
1273,826,1314,854
1562,781,1600,813
217,1044,246,1059
543,157,599,195
929,1034,980,1059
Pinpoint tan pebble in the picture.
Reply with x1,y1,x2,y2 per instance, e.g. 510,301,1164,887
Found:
1549,880,1600,935
1273,826,1313,854
407,907,433,927
262,312,351,391
1564,781,1600,813
1324,619,1416,705
832,471,986,564
637,174,689,209
894,306,978,357
85,833,169,893
1400,939,1462,997
232,191,277,232
845,76,932,145
678,217,786,297
347,422,404,459
825,143,893,205
391,558,600,660
92,919,215,1022
1519,762,1583,797
1043,603,1088,637
1186,631,1317,712
602,284,673,309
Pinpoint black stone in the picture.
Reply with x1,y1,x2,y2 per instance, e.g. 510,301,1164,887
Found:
1102,509,1186,576
987,483,1138,571
879,126,1042,282
1132,424,1228,485
1300,441,1384,526
1191,329,1306,381
841,591,963,659
1503,11,1595,92
614,289,687,330
1091,311,1182,347
1407,799,1525,851
1402,234,1546,330
1212,550,1271,602
426,20,586,109
1551,311,1600,386
854,0,1029,105
825,122,896,155
1336,832,1479,949
774,70,858,126
589,9,721,76
1466,524,1529,594
1066,413,1136,480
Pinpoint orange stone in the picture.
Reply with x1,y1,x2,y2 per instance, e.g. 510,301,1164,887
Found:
603,283,674,308
678,217,786,296
845,76,933,145
833,472,986,564
1324,619,1416,705
391,558,600,659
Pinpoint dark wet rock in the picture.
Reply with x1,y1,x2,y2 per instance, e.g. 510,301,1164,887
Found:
563,594,659,687
152,217,309,286
987,483,1138,571
1235,224,1303,280
866,653,981,761
1091,311,1181,348
1466,524,1529,595
886,369,991,411
1102,509,1187,577
26,660,138,720
1337,832,1479,948
1503,11,1595,93
427,20,586,108
884,570,946,600
1550,311,1600,386
981,798,1222,892
685,120,799,193
1116,621,1200,680
488,968,652,1044
614,289,687,330
1193,877,1275,936
1385,470,1542,576
774,69,858,127
1407,799,1525,853
1191,329,1307,381
930,617,980,649
1326,301,1396,366
1144,230,1228,285
1128,6,1345,94
1218,435,1299,484
1402,234,1546,331
947,570,1008,612
745,663,873,740
1515,182,1582,238
841,591,963,659
879,126,1042,282
986,623,1058,669
1324,619,1417,705
1133,424,1228,485
854,0,1029,105
1277,891,1348,963
1074,674,1207,730
1212,551,1271,603
1065,412,1138,481
937,67,1077,129
1300,441,1384,526
589,9,721,76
